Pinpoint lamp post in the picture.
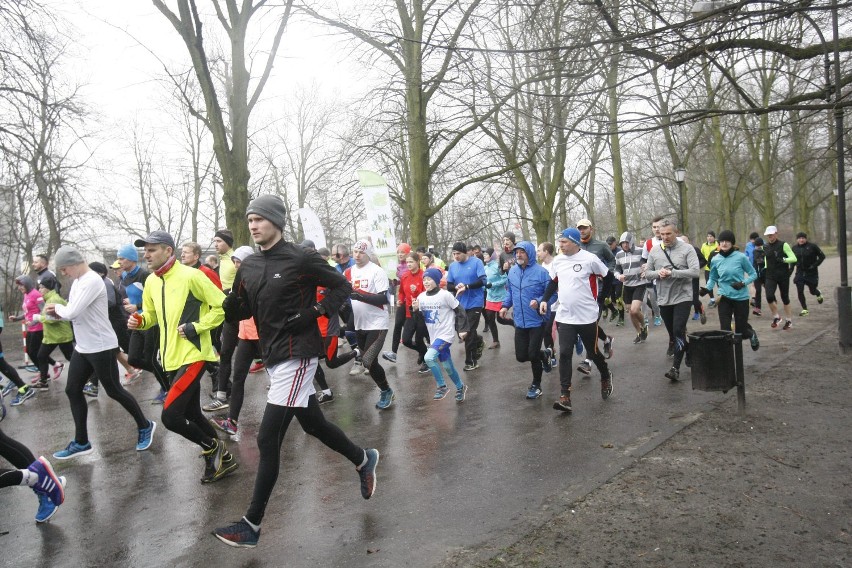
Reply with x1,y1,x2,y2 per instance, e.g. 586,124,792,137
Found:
674,165,687,237
689,0,849,352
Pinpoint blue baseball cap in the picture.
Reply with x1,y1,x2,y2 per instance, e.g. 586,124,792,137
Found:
117,244,139,262
559,227,582,245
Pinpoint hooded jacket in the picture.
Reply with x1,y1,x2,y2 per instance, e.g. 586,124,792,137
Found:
484,258,508,304
614,232,646,287
502,241,550,329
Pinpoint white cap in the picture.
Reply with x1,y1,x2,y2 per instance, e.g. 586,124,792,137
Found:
764,225,778,235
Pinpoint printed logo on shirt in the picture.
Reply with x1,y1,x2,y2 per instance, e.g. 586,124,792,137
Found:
352,278,369,291
573,264,582,272
273,273,281,279
422,308,439,324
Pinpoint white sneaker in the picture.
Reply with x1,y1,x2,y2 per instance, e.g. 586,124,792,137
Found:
349,361,364,376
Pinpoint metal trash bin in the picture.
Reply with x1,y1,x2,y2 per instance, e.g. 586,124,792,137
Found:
688,329,736,392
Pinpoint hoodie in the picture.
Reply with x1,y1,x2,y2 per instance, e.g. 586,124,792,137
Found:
502,241,550,329
614,232,647,287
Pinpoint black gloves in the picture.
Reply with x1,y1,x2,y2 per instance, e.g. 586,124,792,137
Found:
485,283,492,289
222,293,250,323
282,307,321,332
731,281,745,290
699,287,710,297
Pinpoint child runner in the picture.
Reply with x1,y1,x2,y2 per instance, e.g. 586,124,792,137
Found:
412,268,470,402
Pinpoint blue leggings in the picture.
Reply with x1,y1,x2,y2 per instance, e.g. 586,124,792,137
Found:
424,347,463,390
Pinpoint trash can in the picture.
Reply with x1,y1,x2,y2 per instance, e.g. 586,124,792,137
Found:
688,329,736,392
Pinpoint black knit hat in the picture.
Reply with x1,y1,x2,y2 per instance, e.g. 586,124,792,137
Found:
717,230,735,245
213,229,234,248
246,194,287,232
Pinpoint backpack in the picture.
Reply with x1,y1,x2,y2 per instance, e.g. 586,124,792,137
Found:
752,248,766,278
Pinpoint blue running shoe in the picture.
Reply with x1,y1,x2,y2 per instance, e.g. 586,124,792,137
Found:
213,518,260,548
53,440,93,460
11,386,35,406
152,389,167,405
358,449,380,499
136,420,156,451
28,457,65,506
526,385,542,399
654,316,663,326
574,335,583,356
376,388,395,410
34,476,65,523
455,384,468,403
1,381,17,398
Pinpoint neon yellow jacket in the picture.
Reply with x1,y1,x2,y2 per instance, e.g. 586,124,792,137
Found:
138,262,225,371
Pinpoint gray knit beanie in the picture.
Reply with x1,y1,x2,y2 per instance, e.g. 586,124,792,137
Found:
54,245,85,268
246,194,287,231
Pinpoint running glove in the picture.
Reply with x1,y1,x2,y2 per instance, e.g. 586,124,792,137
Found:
699,287,710,297
731,282,745,290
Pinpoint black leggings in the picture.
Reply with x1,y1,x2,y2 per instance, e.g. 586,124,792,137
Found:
463,308,483,365
37,342,74,380
660,302,691,370
0,330,25,389
794,276,821,310
245,397,364,525
556,321,609,394
401,313,429,363
128,328,169,391
717,297,754,340
66,349,148,444
542,311,556,352
356,329,390,391
26,330,54,369
753,275,765,309
228,339,261,423
215,321,239,394
0,427,36,488
390,306,406,354
514,325,546,388
765,276,791,306
162,361,217,449
482,309,499,343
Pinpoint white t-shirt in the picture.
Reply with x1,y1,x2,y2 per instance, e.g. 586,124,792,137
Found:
540,258,558,312
54,269,118,353
416,289,459,343
350,261,390,330
548,250,609,325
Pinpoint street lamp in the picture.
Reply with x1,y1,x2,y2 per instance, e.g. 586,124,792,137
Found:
690,0,850,353
674,165,687,237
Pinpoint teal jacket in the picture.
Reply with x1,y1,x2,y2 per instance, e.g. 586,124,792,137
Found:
706,250,757,302
484,259,508,303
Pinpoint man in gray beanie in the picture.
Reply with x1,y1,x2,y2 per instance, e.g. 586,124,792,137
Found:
213,193,379,548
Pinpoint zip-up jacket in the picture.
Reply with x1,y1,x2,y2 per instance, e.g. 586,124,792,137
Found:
791,242,825,278
484,259,508,304
225,239,351,368
120,265,150,313
398,268,426,317
706,250,757,302
38,289,73,345
700,241,718,272
138,262,225,371
614,232,647,287
502,241,549,329
644,239,700,305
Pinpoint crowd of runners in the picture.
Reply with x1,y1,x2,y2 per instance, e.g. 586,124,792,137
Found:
0,197,827,547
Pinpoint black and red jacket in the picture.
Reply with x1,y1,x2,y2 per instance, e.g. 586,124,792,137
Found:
224,239,351,367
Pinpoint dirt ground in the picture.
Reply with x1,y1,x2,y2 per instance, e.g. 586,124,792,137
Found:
440,295,851,567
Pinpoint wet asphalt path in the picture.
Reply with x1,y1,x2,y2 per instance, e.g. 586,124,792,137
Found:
1,281,822,567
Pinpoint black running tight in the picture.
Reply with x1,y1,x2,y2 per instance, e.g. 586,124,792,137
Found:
245,397,364,525
0,427,36,488
161,361,217,449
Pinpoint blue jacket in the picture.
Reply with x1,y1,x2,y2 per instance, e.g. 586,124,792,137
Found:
706,250,757,302
484,259,508,303
502,241,550,329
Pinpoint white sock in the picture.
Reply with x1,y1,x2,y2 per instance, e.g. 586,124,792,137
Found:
19,469,36,487
322,389,331,396
216,391,227,401
242,516,260,532
357,450,368,470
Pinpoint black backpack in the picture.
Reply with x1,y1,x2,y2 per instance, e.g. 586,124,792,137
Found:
752,248,766,278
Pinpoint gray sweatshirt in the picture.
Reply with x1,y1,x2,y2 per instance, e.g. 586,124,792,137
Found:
644,239,700,305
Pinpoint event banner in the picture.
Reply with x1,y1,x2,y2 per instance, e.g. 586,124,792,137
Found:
297,207,327,250
357,170,399,279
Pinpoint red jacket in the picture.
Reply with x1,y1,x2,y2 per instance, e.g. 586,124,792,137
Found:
398,269,426,317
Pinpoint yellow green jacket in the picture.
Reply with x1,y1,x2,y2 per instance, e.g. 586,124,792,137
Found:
138,262,225,371
218,250,236,292
39,290,74,345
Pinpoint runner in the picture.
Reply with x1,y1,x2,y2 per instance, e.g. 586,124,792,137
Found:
445,242,487,371
614,232,650,344
483,247,507,349
46,246,155,459
128,231,236,483
763,225,798,330
31,275,74,391
540,228,614,412
213,194,379,548
575,219,615,374
791,232,825,316
396,251,431,373
700,231,719,308
382,243,411,364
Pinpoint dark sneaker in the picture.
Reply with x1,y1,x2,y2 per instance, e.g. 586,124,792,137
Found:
574,335,584,356
666,342,674,358
463,361,480,371
700,309,707,325
376,388,395,410
32,380,49,391
783,319,792,331
750,332,760,351
358,449,379,499
639,325,649,342
82,383,98,397
475,337,486,360
601,370,613,400
136,420,156,451
665,366,680,381
433,386,450,400
526,385,542,399
799,309,809,316
213,518,260,548
29,456,65,507
576,360,591,376
455,384,468,402
817,294,824,304
633,334,642,345
752,308,762,316
381,351,397,363
316,391,334,405
771,316,781,328
11,386,35,406
202,398,229,412
616,317,625,327
418,363,430,374
201,440,239,483
542,348,553,373
603,337,614,359
553,394,572,412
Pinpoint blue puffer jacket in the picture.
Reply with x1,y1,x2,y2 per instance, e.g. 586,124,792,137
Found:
502,241,550,329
